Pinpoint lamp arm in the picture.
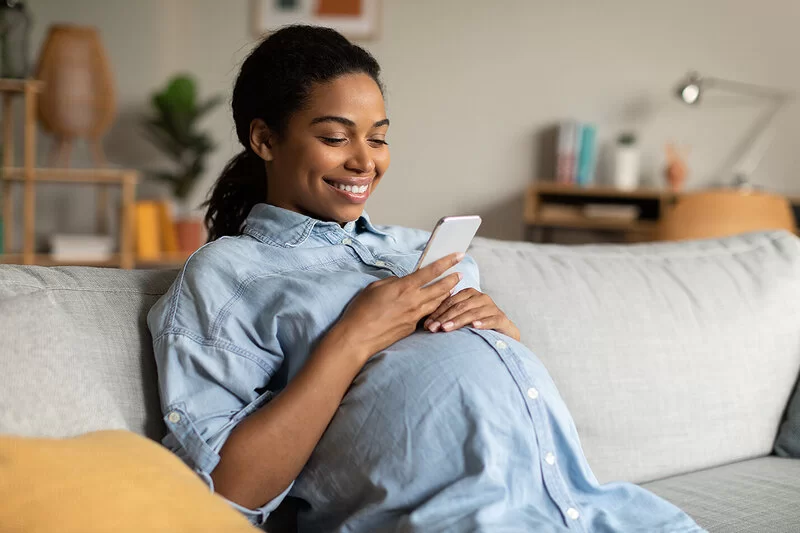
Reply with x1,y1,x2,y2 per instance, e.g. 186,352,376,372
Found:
717,94,792,184
703,76,791,100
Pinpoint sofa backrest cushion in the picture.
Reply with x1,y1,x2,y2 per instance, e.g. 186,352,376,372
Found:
469,231,800,484
3,231,799,486
0,266,176,440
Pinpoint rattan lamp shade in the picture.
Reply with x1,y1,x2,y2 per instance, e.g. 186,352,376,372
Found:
34,24,116,140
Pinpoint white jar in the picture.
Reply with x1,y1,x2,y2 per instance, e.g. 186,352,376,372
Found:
613,146,640,190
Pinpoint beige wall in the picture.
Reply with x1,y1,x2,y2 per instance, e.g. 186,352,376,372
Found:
14,0,800,247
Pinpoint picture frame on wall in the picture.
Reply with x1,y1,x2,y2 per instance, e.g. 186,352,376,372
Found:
251,0,381,41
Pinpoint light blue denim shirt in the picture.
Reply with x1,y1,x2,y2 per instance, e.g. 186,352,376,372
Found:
147,203,705,532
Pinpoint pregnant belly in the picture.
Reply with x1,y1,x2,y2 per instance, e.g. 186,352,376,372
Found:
292,329,541,528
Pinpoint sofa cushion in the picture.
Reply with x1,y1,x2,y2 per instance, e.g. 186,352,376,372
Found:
469,231,800,484
775,377,800,457
642,456,800,533
0,429,258,533
0,265,176,439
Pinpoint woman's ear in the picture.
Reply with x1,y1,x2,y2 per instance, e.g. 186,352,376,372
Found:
250,119,274,161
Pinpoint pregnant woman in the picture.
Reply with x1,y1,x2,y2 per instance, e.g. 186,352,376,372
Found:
147,25,704,533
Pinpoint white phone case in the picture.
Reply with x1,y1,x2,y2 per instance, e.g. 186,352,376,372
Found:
415,215,482,285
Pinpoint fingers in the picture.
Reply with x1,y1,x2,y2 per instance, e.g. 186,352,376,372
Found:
420,270,462,303
427,293,487,332
423,288,476,330
407,252,464,288
437,305,499,333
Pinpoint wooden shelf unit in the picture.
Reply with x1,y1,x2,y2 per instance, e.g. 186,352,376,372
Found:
525,182,800,243
0,78,189,270
524,182,675,242
1,164,139,269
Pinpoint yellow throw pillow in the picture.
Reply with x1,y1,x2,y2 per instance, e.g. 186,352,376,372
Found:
0,430,258,533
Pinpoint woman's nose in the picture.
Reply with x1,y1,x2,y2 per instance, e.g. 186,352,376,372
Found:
344,142,376,174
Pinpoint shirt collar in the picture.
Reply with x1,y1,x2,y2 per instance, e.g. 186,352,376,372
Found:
242,203,390,247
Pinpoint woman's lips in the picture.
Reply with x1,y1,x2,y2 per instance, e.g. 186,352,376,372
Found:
324,179,371,204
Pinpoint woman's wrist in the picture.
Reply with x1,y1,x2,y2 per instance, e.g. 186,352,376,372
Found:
323,319,373,367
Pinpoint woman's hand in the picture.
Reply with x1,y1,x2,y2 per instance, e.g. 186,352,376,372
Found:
423,288,520,341
334,253,465,364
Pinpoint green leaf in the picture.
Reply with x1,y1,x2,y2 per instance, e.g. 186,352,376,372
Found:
142,119,185,160
163,75,197,116
190,95,223,123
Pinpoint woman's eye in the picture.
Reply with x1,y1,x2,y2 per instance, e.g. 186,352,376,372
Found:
369,139,389,146
320,137,347,144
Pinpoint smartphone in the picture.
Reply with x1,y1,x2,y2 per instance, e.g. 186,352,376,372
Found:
414,215,482,285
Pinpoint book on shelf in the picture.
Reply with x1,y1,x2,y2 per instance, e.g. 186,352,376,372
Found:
49,234,114,262
576,124,596,186
134,200,181,261
537,204,582,220
155,201,180,254
582,204,640,221
556,121,575,184
556,120,597,186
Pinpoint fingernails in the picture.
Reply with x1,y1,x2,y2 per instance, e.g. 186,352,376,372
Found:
473,320,482,327
442,321,454,331
455,252,465,261
423,318,432,328
428,321,440,332
457,272,463,281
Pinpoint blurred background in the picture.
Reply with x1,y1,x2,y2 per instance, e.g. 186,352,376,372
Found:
1,0,799,266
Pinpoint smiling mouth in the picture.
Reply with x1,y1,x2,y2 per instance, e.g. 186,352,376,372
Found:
323,179,372,203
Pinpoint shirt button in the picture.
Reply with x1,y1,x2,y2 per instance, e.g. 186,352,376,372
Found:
566,508,580,520
167,412,181,423
341,238,353,245
375,260,386,267
495,340,507,349
544,452,556,465
527,387,539,399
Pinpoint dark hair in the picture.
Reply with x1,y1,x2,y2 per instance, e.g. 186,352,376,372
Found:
202,25,384,241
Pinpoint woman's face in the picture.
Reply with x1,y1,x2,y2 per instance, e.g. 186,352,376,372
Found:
257,73,390,225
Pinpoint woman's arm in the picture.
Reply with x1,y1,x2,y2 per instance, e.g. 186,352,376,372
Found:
210,322,367,509
210,253,465,510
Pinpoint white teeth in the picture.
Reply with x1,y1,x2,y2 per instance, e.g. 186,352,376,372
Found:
335,183,368,194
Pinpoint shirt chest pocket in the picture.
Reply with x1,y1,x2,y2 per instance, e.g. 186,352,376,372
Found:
374,251,422,276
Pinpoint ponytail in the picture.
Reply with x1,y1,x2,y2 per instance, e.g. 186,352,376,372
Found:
202,150,267,242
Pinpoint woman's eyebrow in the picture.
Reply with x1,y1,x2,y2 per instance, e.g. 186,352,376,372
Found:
310,116,390,128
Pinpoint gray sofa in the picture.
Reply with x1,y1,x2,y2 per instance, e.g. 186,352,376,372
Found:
2,231,800,532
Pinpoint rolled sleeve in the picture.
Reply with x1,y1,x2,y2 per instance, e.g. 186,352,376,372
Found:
194,453,294,526
153,332,288,526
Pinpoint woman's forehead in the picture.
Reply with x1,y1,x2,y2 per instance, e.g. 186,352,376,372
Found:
304,74,386,118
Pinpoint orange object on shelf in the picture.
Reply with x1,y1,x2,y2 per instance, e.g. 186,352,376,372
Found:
134,201,160,261
175,217,205,255
155,201,180,254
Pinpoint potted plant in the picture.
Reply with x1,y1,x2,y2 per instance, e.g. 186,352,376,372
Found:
613,132,640,191
142,74,221,252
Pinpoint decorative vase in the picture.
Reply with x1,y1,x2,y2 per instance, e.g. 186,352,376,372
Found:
0,0,31,79
613,146,640,190
175,216,205,254
664,143,688,192
34,24,116,166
